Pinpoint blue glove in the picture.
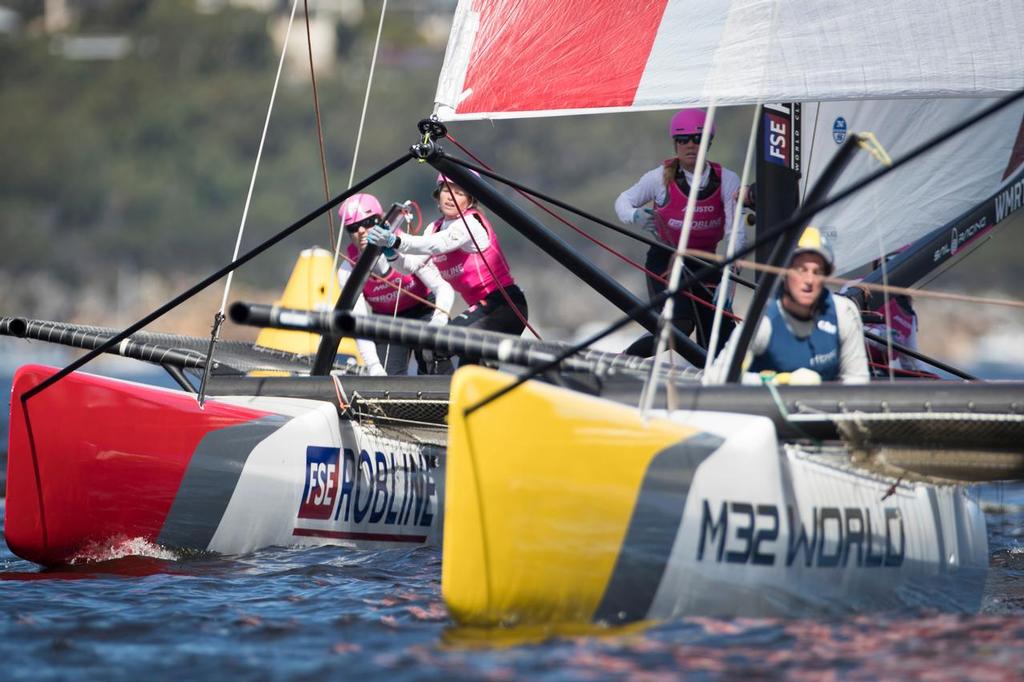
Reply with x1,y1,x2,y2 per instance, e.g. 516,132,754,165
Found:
366,226,397,249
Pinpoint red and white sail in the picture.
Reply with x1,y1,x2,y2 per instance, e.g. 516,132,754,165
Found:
435,0,1024,121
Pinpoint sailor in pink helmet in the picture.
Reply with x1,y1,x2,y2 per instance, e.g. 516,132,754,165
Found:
366,173,528,350
615,108,745,352
338,193,454,375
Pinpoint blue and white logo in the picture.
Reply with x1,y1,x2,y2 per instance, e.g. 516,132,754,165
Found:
832,117,848,145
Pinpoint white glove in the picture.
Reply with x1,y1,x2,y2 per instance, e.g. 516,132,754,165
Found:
788,368,822,386
365,362,387,377
428,310,448,326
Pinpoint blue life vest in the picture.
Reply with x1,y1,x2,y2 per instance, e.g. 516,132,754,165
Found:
748,291,841,380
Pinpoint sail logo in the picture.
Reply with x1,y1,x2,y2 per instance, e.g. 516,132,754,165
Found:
298,446,341,520
932,216,987,262
995,178,1023,222
763,110,791,167
832,117,848,144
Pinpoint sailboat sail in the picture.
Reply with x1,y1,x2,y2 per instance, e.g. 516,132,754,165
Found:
800,99,1024,273
435,0,1024,121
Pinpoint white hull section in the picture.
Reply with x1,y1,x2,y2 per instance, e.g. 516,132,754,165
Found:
612,411,989,619
169,396,444,556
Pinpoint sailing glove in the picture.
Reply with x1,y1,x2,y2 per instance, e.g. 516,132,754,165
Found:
631,208,655,226
367,226,398,249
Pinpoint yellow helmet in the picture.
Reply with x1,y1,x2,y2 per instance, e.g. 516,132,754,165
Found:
791,226,834,275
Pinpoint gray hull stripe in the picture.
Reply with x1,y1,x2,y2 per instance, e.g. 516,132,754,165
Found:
593,432,723,624
157,415,289,550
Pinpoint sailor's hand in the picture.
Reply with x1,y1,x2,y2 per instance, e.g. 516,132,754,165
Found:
365,362,387,377
788,368,822,385
367,226,397,249
631,208,654,226
428,310,448,326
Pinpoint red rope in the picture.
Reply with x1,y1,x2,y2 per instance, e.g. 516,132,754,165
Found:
445,134,741,323
867,361,941,379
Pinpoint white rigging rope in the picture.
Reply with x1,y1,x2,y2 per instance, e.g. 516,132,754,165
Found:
217,0,300,316
328,0,390,302
639,102,718,416
704,103,761,376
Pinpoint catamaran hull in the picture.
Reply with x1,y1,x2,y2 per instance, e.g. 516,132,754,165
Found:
442,367,989,626
5,365,444,566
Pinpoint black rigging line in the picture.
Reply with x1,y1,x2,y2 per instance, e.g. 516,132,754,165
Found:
444,156,760,291
22,153,415,402
462,85,1024,414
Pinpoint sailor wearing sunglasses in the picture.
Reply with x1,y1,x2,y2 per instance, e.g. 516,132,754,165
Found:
615,108,745,353
339,193,454,375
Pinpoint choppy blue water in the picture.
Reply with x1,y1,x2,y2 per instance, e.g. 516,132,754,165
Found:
2,491,1023,681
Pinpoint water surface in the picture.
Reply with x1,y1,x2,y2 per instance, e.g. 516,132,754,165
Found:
1,490,1022,680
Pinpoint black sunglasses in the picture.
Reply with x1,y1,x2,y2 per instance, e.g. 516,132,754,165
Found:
344,215,382,233
674,133,710,145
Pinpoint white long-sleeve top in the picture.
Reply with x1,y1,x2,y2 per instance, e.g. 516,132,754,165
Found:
704,294,870,385
336,261,384,374
615,164,746,256
395,215,490,256
390,254,455,325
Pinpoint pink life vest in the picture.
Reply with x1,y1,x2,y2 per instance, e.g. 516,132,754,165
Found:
865,295,917,365
427,209,516,307
345,244,432,315
654,161,726,252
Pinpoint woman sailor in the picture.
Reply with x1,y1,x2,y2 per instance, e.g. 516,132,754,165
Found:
366,173,528,343
707,227,870,385
615,108,744,350
339,193,453,375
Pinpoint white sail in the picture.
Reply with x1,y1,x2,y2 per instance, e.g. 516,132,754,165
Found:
435,0,1024,121
801,99,1024,273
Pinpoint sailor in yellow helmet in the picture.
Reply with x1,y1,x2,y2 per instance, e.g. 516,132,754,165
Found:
707,227,869,385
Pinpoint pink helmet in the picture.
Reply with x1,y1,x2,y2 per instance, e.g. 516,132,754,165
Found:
338,193,383,227
669,108,716,138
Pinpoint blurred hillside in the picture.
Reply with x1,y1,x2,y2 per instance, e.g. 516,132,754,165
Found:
1,0,1021,349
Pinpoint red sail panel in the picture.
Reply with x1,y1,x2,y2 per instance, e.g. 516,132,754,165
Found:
459,0,668,115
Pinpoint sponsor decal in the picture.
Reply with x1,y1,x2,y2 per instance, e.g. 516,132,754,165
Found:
832,117,848,145
763,111,791,168
295,446,439,541
816,319,838,335
932,216,988,262
440,263,465,279
298,446,341,520
697,500,905,568
763,103,801,172
995,177,1023,222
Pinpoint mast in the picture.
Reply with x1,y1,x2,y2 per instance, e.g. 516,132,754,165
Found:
753,104,803,278
725,104,802,382
726,107,863,383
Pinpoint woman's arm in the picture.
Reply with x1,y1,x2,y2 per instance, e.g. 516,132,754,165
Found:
397,215,490,256
614,168,662,227
336,267,386,375
835,295,871,384
411,258,455,324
